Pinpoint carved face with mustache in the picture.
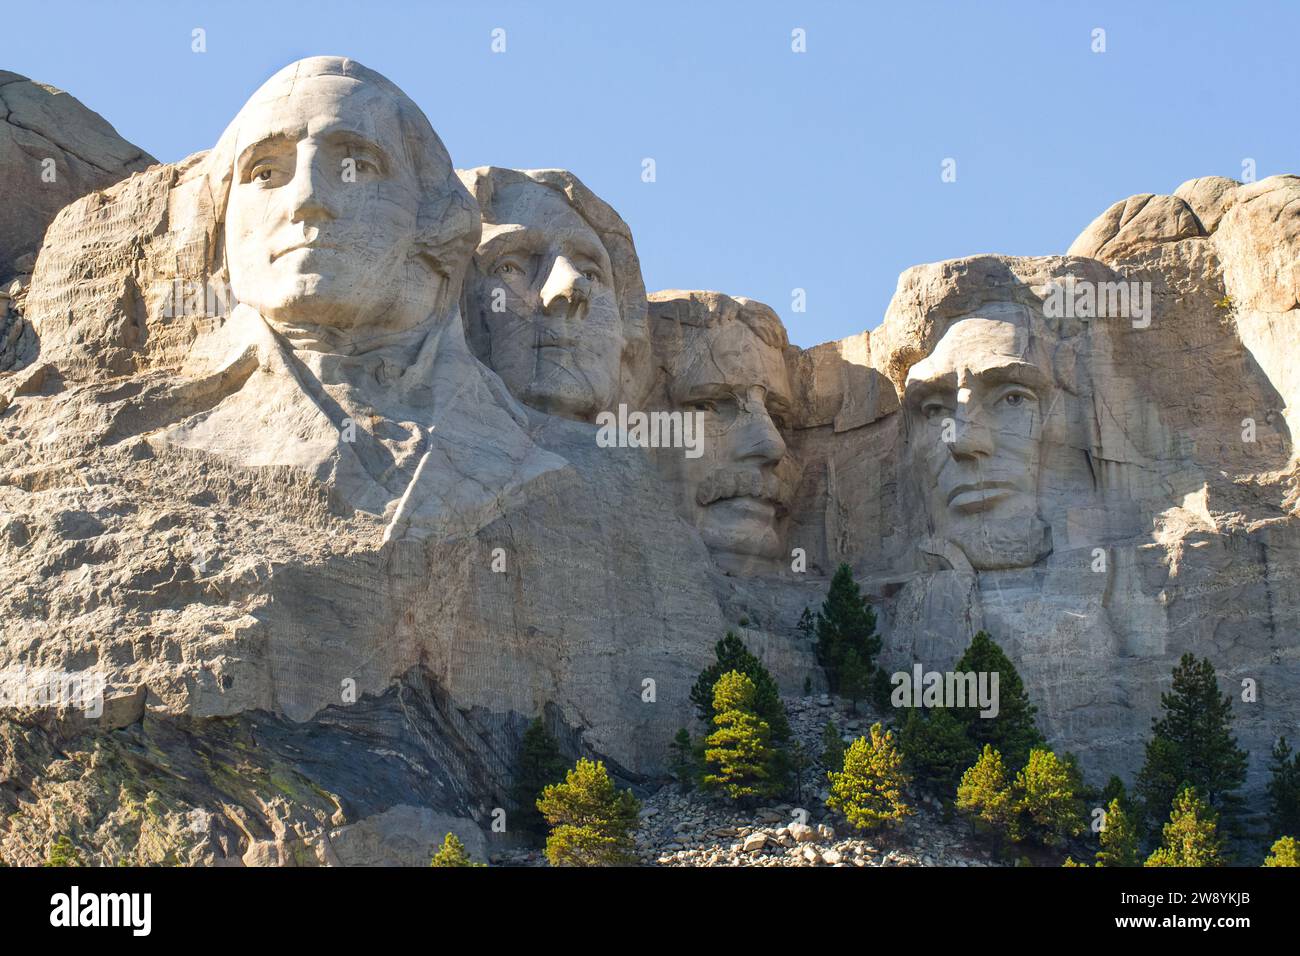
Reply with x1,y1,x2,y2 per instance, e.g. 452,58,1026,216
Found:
657,300,799,575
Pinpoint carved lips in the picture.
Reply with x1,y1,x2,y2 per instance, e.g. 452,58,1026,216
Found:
945,479,1018,513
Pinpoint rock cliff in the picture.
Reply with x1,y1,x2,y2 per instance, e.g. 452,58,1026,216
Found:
1,57,1295,864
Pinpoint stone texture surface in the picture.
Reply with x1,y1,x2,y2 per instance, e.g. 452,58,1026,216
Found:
1,56,1297,865
0,71,154,281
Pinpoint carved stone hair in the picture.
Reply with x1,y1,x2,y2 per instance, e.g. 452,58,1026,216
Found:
647,288,789,358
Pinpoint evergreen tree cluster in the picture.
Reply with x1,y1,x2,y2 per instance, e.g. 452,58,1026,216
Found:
955,744,1086,849
896,631,1045,802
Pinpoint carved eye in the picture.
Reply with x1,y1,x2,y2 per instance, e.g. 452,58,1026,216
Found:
689,400,717,413
922,401,950,420
494,261,523,277
582,269,601,283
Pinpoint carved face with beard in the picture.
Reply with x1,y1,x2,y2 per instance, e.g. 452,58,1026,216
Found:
651,292,800,575
903,302,1054,570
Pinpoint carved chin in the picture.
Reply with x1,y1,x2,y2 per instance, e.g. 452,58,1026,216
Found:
698,499,783,566
520,360,616,421
947,514,1052,571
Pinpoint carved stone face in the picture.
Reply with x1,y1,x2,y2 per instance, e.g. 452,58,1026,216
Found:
904,303,1052,569
224,73,432,345
464,180,623,421
666,319,795,572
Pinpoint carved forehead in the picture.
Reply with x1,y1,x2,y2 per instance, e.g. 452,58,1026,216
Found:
669,320,792,404
483,181,602,241
232,74,406,159
906,304,1040,387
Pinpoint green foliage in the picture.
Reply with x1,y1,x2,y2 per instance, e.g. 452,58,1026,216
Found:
511,717,568,839
1011,748,1087,847
690,632,791,743
1144,787,1225,867
869,666,895,712
1267,736,1300,840
956,745,1015,834
537,758,641,867
1263,835,1299,867
430,832,483,867
796,607,816,642
814,564,882,694
702,671,779,801
899,706,979,799
788,740,813,806
826,723,913,831
43,835,82,868
952,631,1044,771
1135,654,1248,836
1095,798,1140,867
838,648,872,715
957,744,1086,850
821,718,846,772
669,728,697,791
1100,775,1129,811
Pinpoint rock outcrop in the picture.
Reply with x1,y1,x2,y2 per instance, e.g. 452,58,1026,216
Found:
1,56,1296,864
0,70,154,281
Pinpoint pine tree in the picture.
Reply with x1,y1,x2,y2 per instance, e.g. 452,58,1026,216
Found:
43,835,81,867
1100,775,1129,811
839,648,871,715
1263,835,1299,867
952,631,1044,771
510,717,568,839
669,728,697,791
537,758,641,866
956,745,1015,837
689,632,791,742
1011,748,1086,847
1135,654,1248,835
821,718,846,772
814,564,881,693
1266,736,1300,840
1144,787,1225,867
796,607,815,642
899,706,978,799
826,724,914,831
1095,797,1140,867
789,740,812,806
430,832,483,867
702,671,778,801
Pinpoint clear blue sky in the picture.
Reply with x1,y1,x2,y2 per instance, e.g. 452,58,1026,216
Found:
7,0,1297,347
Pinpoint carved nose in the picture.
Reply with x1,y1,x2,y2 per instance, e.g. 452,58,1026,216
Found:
737,398,786,464
289,147,337,225
540,256,591,316
949,412,994,459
